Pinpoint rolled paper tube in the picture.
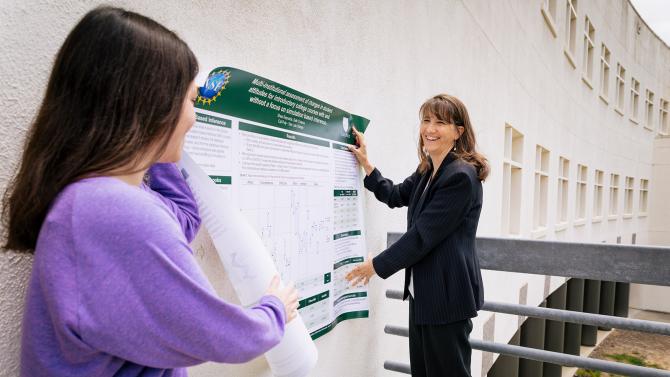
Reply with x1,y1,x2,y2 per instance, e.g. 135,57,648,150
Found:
179,152,318,377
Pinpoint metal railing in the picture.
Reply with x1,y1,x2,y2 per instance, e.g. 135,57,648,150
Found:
382,234,670,377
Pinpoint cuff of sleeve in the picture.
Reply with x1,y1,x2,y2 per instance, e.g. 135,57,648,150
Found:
363,168,382,191
260,294,287,325
372,254,394,280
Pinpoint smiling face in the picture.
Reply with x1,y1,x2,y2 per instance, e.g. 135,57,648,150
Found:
420,112,463,159
158,81,198,163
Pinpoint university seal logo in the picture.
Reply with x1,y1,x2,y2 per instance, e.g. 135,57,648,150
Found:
197,69,230,106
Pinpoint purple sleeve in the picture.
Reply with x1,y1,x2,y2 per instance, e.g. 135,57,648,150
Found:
72,187,285,367
145,163,201,242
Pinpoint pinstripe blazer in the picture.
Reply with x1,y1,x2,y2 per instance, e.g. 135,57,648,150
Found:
366,152,484,324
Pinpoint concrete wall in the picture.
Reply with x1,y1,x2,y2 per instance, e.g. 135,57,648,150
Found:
631,135,670,313
1,1,668,376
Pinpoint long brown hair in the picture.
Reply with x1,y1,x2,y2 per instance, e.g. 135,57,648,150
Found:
417,94,489,181
2,7,198,252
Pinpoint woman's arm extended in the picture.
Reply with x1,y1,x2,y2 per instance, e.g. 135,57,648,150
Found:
372,170,475,278
145,163,201,242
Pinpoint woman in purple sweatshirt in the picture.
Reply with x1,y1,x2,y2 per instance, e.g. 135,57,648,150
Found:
2,6,298,377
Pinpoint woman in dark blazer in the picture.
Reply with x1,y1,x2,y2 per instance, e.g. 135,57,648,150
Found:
346,94,489,377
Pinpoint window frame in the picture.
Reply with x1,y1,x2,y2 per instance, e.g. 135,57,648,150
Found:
532,145,551,237
644,90,655,131
557,156,570,230
563,0,579,68
608,173,620,220
593,169,604,222
581,17,595,88
614,63,625,115
630,78,640,124
599,43,611,103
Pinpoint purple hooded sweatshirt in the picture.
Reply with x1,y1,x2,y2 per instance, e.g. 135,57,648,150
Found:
20,163,285,377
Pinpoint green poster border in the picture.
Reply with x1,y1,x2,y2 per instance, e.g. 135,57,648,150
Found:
310,310,369,340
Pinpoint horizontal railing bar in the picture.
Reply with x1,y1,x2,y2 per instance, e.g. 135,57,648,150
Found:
483,300,670,335
386,289,404,300
384,325,670,377
384,324,408,337
383,360,411,374
386,234,670,286
385,289,670,336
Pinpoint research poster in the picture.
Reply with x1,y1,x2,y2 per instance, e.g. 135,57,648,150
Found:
184,67,370,339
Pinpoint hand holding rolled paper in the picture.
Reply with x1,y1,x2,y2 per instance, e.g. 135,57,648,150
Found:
266,275,299,323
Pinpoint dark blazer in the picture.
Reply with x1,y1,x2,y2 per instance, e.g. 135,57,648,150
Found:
366,152,484,324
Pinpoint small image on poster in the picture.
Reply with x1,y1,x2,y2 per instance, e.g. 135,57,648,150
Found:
184,67,370,339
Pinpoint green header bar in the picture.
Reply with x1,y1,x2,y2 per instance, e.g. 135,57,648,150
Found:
334,189,358,197
334,291,367,306
239,122,329,148
333,256,364,269
298,290,330,309
333,230,362,241
195,67,369,144
209,175,231,185
195,112,231,128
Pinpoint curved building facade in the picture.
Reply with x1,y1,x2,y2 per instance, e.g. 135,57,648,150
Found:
1,1,668,376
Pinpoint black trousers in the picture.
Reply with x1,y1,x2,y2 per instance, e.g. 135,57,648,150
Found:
409,297,473,377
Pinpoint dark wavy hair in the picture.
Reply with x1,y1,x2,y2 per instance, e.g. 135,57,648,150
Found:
2,6,198,252
417,94,489,181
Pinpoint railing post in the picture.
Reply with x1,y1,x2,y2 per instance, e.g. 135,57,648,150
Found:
614,282,630,317
519,301,545,377
564,278,584,355
544,284,567,377
614,236,634,318
582,279,601,345
599,281,616,330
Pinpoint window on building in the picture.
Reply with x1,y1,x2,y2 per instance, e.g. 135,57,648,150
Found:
609,173,619,220
575,164,587,223
502,124,523,235
541,0,558,37
645,90,655,131
582,17,595,87
564,0,578,67
639,178,648,216
557,156,570,228
599,44,611,102
630,78,640,123
624,176,634,217
593,169,604,221
533,145,550,235
615,64,625,115
660,99,669,135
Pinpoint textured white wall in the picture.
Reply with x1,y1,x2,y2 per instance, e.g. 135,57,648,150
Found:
1,1,668,377
630,136,670,313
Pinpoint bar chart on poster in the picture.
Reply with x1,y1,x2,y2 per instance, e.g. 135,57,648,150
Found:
183,67,370,340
